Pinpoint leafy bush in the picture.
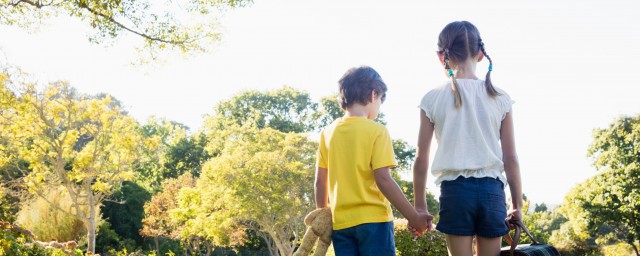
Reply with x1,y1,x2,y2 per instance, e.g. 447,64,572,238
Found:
394,219,447,256
0,222,82,256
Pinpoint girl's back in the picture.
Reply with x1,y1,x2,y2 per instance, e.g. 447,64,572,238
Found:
420,78,513,185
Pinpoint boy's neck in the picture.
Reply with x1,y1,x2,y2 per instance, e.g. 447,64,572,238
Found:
345,104,370,119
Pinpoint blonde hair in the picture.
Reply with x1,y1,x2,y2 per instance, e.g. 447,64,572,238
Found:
438,21,500,108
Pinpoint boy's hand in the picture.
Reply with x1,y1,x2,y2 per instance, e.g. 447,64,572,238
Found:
408,211,434,238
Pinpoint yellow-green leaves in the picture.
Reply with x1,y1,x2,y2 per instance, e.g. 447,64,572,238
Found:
1,0,253,61
0,77,141,253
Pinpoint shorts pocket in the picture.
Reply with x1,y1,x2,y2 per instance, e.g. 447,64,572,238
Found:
486,193,507,213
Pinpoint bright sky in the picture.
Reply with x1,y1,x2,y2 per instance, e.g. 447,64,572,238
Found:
1,0,639,206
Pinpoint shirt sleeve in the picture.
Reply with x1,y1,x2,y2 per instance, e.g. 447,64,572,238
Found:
498,92,515,120
316,130,328,169
418,91,436,124
371,126,398,170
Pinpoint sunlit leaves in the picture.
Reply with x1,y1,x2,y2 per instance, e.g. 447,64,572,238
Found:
0,77,141,253
0,0,253,60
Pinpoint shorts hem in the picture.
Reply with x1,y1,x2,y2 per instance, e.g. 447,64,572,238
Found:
435,226,474,236
476,230,510,238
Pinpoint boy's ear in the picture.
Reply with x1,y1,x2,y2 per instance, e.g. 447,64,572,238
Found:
370,90,377,102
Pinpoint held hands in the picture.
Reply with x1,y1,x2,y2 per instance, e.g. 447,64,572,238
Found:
408,210,435,239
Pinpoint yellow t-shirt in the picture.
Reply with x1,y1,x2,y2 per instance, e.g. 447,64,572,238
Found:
317,116,398,230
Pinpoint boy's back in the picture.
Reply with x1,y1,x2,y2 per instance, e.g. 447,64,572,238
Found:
317,116,396,230
313,66,432,256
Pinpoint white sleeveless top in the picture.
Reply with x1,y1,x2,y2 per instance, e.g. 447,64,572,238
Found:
419,79,513,186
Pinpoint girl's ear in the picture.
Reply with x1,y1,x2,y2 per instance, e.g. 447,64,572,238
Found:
437,52,445,65
477,51,484,62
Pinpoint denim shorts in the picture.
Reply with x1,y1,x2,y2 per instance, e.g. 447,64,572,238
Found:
332,221,395,256
435,176,510,238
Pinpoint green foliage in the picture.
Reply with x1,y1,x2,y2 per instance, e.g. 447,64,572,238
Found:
0,183,19,223
0,0,253,60
393,219,447,256
193,124,316,255
315,94,343,128
136,118,193,191
585,115,640,253
0,78,141,253
394,179,439,220
163,132,210,178
549,179,600,255
101,181,151,249
600,242,639,256
0,228,46,256
206,86,320,134
141,174,195,255
392,139,416,173
95,221,122,253
534,203,548,213
521,207,567,245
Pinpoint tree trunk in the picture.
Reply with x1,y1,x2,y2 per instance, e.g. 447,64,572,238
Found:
258,231,278,256
87,215,96,254
154,237,160,255
87,191,97,254
630,240,639,256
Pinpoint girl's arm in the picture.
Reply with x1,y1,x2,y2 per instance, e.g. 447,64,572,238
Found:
315,167,329,208
501,111,523,219
374,167,430,233
413,110,435,213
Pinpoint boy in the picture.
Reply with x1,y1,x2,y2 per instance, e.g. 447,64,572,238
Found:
315,66,432,255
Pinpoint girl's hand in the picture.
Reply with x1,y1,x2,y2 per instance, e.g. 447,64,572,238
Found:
408,211,434,239
506,208,523,230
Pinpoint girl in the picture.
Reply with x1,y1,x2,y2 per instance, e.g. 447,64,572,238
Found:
412,21,523,256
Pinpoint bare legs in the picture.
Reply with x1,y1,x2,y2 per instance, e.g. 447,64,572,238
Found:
445,235,501,256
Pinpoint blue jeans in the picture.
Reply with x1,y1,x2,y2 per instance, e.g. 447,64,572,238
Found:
332,221,395,256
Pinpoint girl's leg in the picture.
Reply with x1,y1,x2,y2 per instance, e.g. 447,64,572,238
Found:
475,236,501,256
445,234,473,256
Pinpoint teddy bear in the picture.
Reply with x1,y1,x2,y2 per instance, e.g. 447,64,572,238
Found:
293,207,332,256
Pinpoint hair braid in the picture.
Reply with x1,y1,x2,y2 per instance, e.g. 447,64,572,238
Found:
444,49,463,108
479,40,500,97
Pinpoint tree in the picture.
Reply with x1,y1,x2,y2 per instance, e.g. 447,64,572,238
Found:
549,178,600,255
136,117,193,191
0,81,140,254
195,125,316,256
205,86,320,135
534,203,548,213
141,174,196,255
100,181,151,250
0,0,252,59
585,115,640,256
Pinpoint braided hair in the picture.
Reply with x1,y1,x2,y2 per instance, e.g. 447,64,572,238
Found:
437,21,500,108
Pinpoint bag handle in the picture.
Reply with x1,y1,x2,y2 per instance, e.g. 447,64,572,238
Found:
503,216,539,256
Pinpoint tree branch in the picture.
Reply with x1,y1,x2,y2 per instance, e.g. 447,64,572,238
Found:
77,3,196,46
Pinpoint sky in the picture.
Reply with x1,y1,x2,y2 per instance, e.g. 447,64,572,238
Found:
1,0,639,206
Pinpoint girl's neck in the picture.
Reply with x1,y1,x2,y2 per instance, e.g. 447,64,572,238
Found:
453,59,479,80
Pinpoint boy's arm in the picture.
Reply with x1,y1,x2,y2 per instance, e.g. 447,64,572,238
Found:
413,110,434,214
315,167,329,208
500,112,523,222
374,167,430,232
